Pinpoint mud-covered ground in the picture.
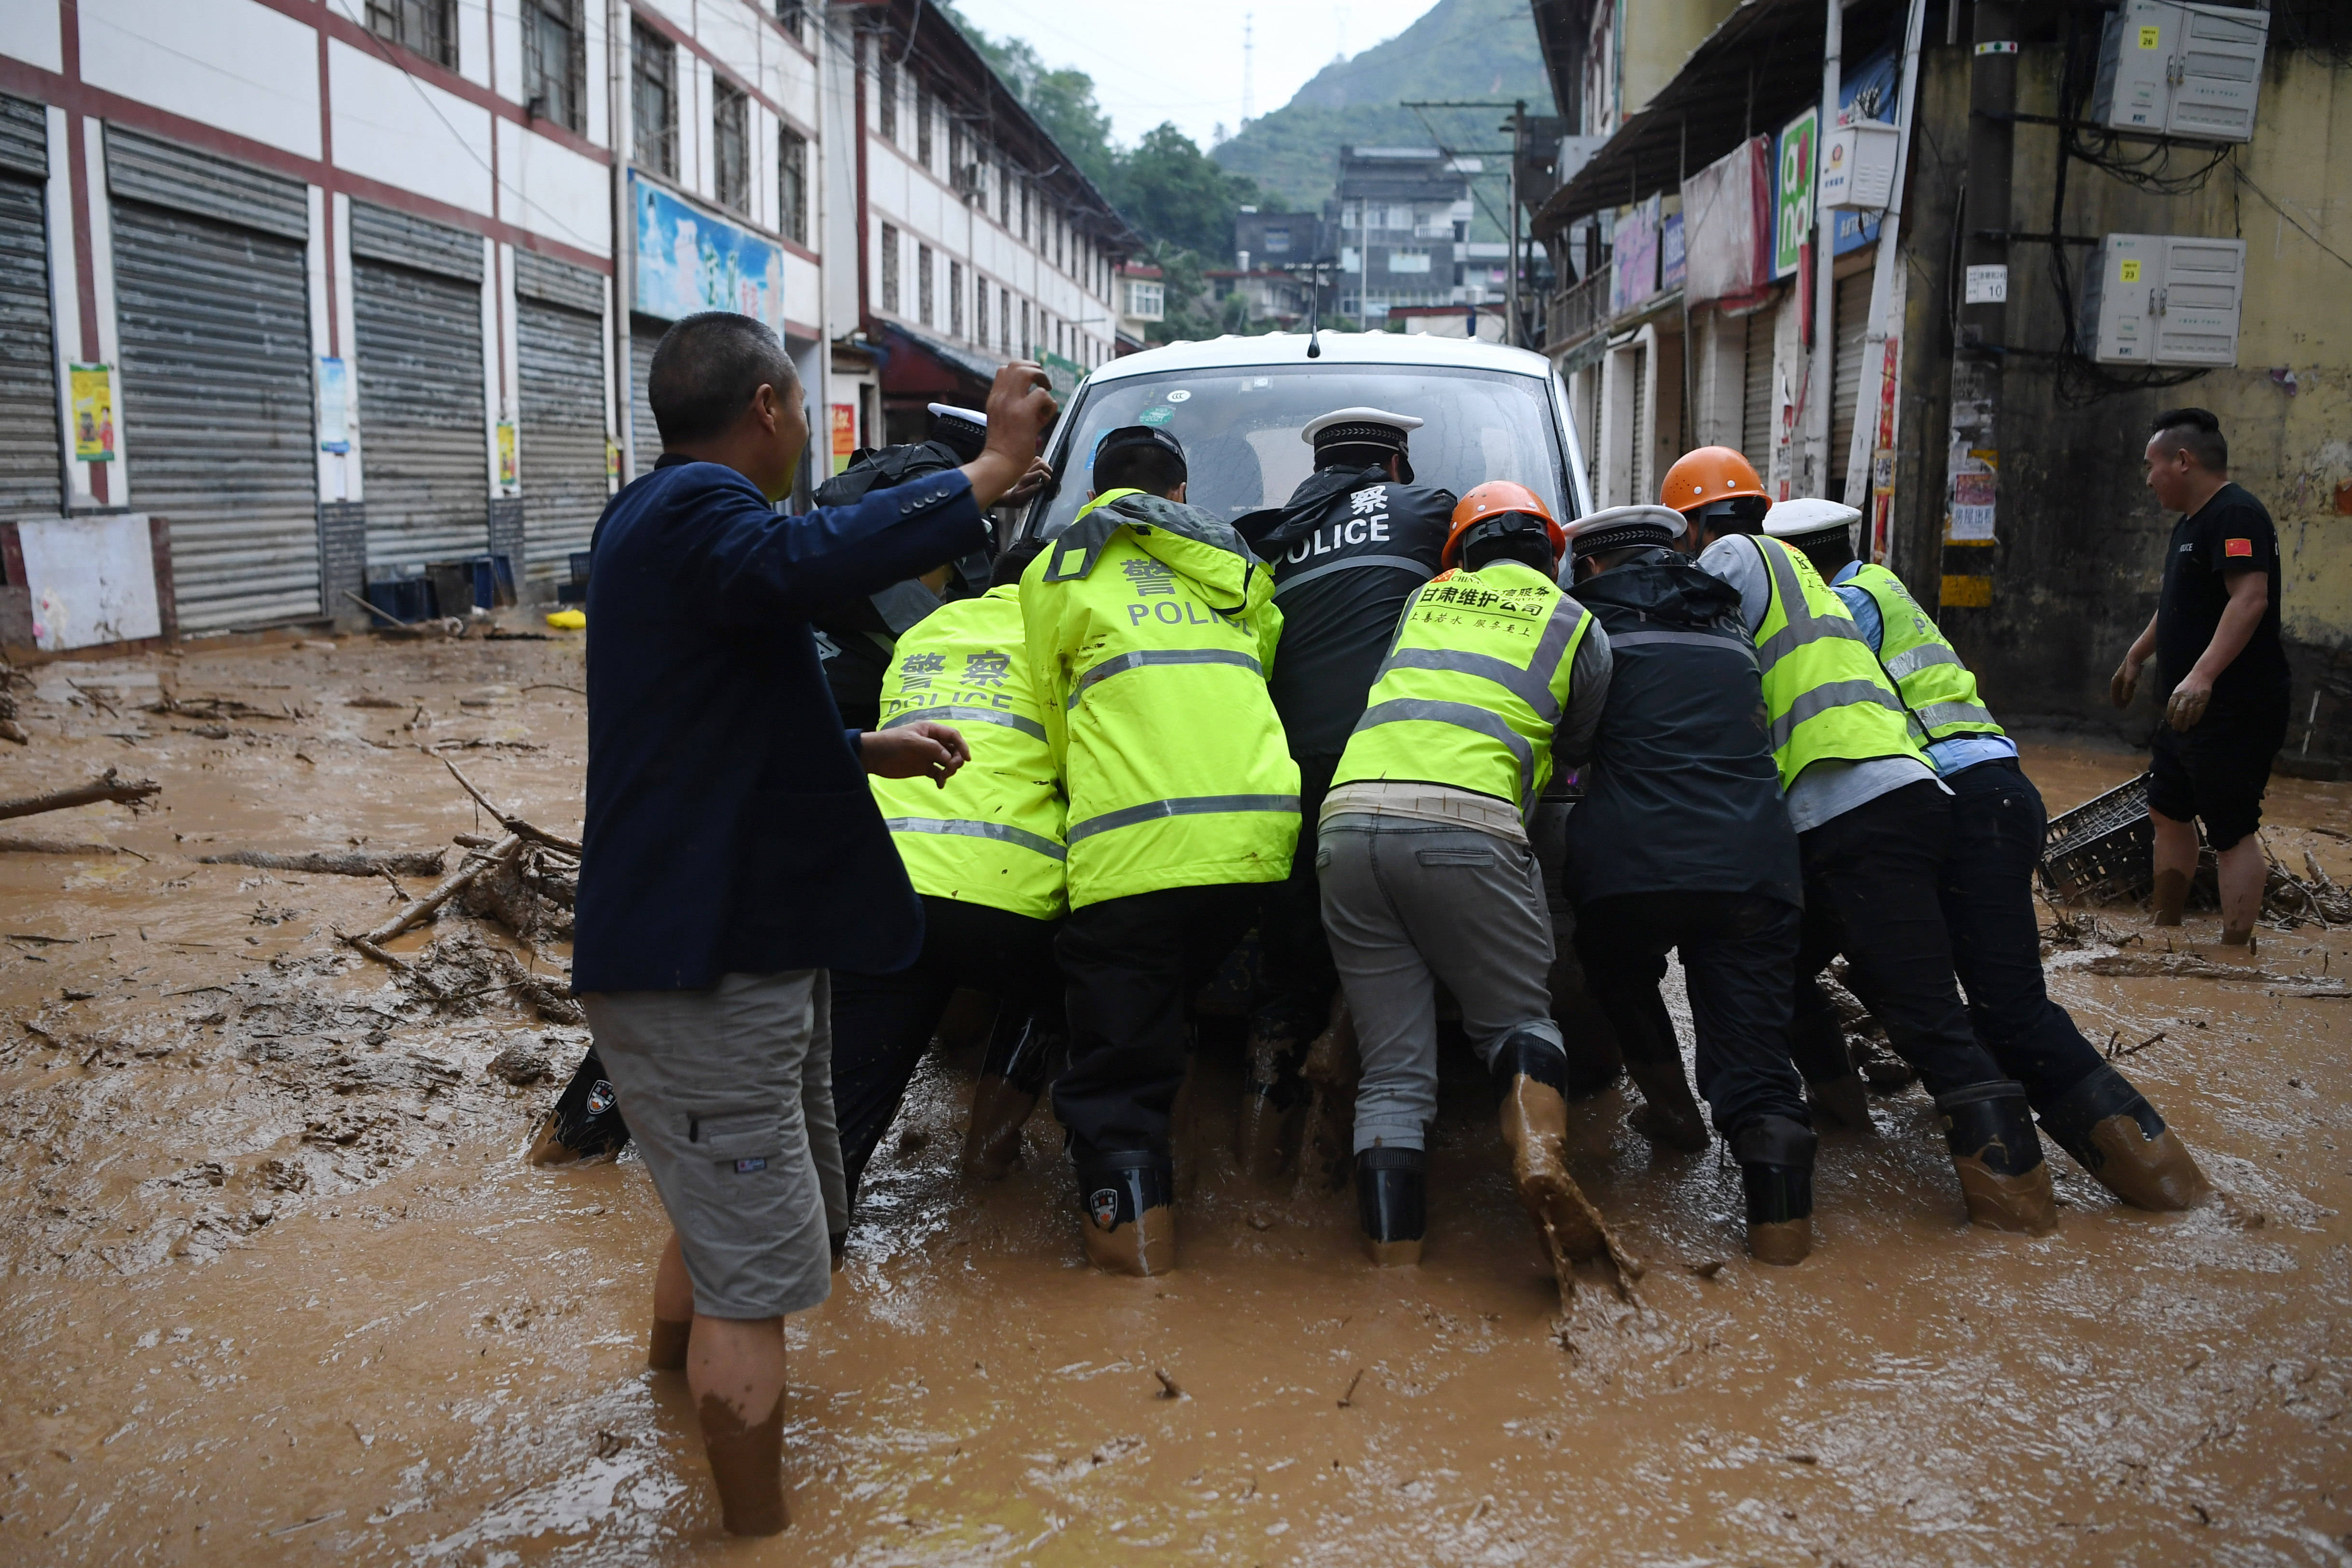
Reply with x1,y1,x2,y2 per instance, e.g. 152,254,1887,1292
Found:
0,626,2347,1567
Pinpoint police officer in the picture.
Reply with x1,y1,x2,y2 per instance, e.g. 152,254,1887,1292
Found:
1019,425,1299,1276
1771,498,2211,1213
1230,408,1456,1177
1558,504,1817,1264
1668,446,2058,1235
829,536,1069,1215
811,404,1046,728
1317,483,1615,1280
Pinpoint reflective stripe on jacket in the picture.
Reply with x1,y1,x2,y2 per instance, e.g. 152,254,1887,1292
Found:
869,584,1067,921
1844,562,2005,742
1020,490,1300,909
1332,559,1591,808
1741,534,1927,790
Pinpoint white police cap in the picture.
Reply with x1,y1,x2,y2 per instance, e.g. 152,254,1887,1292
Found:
1762,498,1862,539
1301,407,1424,447
1564,504,1688,557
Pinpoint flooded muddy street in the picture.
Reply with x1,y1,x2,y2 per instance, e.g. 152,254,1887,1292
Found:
1,632,2348,1566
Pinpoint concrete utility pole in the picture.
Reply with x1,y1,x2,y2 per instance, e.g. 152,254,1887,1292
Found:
1942,0,2018,612
1507,99,1524,348
1808,0,1843,498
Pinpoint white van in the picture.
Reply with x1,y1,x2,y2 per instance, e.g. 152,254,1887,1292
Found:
1021,330,1593,537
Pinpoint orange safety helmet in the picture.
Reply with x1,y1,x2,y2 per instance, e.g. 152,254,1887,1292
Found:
1660,446,1769,515
1442,481,1565,570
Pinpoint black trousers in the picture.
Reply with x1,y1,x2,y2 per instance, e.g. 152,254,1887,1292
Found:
1251,758,1339,1042
1052,882,1262,1161
1791,780,2005,1096
1940,759,2105,1107
830,896,1061,1200
1574,890,1807,1134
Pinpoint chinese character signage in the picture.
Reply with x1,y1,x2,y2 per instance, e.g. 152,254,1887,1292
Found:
831,403,857,474
634,172,783,328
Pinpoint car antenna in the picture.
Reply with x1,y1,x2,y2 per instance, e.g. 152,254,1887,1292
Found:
1305,256,1324,359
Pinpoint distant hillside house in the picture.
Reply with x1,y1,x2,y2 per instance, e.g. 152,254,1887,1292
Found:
1328,148,1478,321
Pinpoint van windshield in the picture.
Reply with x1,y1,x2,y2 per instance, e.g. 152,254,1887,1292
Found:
1029,361,1567,535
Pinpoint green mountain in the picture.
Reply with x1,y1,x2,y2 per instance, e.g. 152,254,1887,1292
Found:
1211,0,1555,225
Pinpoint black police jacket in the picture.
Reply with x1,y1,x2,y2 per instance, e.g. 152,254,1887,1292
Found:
1562,547,1802,909
1236,465,1456,764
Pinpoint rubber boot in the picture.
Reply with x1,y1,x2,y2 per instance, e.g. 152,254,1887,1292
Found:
2036,1063,2211,1211
1788,1009,1873,1132
1621,1052,1710,1154
961,1008,1060,1180
2151,868,2190,926
1493,1029,1610,1274
1936,1080,2057,1234
1355,1146,1426,1266
1731,1115,1818,1265
1075,1151,1177,1276
527,1047,630,1166
1234,1015,1308,1182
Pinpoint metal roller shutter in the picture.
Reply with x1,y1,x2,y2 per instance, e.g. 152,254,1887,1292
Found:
351,202,485,574
0,96,58,520
1740,308,1775,468
1627,344,1648,507
630,317,661,476
108,133,319,630
514,252,606,589
1830,269,1871,500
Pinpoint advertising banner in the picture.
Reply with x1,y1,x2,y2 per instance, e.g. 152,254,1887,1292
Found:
633,173,783,329
1773,109,1817,280
1610,195,1660,316
70,364,115,462
831,404,857,474
1681,136,1772,308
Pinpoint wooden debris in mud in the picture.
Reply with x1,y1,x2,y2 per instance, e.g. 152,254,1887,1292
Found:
0,767,161,822
2259,836,2352,928
1337,1367,1366,1408
2074,952,2345,991
1152,1368,1183,1400
339,835,523,960
197,848,448,878
442,759,582,855
0,834,140,856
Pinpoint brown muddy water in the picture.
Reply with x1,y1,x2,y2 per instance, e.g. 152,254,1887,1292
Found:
0,630,2347,1566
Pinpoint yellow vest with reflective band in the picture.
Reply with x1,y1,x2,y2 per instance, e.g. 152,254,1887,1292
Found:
869,585,1067,921
1739,534,1929,790
1843,562,2006,742
1332,559,1591,808
1020,490,1300,910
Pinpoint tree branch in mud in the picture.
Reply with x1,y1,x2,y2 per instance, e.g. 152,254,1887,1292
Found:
0,768,161,822
341,835,523,957
197,848,449,878
441,759,583,856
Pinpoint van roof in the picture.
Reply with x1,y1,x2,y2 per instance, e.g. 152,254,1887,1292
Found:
1089,331,1554,384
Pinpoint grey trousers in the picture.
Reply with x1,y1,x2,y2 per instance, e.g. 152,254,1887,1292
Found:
1318,815,1562,1152
580,970,848,1319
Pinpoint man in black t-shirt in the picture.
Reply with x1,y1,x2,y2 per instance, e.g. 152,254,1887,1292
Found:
1229,408,1455,1176
2111,408,2290,947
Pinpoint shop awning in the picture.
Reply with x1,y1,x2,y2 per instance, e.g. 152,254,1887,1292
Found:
878,322,1004,400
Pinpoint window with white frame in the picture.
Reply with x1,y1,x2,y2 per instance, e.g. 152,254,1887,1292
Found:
778,127,807,246
1125,280,1164,320
880,224,901,313
949,260,964,338
877,55,897,142
631,23,676,176
917,244,934,326
522,0,583,131
712,81,750,212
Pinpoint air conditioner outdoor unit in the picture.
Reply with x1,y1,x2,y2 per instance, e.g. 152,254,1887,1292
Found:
2079,233,2246,365
2091,1,2268,143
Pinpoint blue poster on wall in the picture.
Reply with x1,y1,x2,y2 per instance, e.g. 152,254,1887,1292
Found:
633,173,783,328
1832,45,1899,257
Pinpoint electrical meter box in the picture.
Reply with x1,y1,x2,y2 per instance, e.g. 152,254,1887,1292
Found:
1818,121,1900,210
2080,234,2246,366
2091,1,2268,143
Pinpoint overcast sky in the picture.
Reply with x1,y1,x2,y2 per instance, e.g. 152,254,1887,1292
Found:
946,0,1444,152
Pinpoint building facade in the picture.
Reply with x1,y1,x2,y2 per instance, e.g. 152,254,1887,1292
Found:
1328,147,1480,322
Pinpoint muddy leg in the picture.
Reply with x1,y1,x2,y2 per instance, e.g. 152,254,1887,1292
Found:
649,1230,693,1371
687,1315,789,1536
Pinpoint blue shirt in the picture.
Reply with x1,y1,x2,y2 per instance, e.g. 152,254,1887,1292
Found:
1831,561,2017,780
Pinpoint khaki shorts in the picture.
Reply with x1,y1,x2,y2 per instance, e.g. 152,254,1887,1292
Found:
580,971,847,1319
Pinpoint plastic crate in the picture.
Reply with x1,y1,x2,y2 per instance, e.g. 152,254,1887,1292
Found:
2039,772,2156,903
364,576,436,625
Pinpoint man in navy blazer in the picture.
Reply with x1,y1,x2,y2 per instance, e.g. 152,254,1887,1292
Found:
573,310,1055,1536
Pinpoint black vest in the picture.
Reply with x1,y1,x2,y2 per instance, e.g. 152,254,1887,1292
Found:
1562,549,1802,908
1236,467,1456,763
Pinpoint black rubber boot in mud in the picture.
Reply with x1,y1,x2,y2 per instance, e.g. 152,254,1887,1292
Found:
1493,1031,1610,1274
1731,1114,1819,1265
1076,1151,1178,1276
1936,1080,2057,1234
1621,1053,1710,1154
961,1008,1061,1181
2036,1063,2213,1212
1788,1010,1872,1133
527,1047,630,1166
1234,1017,1308,1183
1355,1146,1427,1266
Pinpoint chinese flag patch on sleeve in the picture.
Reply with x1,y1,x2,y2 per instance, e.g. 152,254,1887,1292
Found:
2225,538,2254,558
